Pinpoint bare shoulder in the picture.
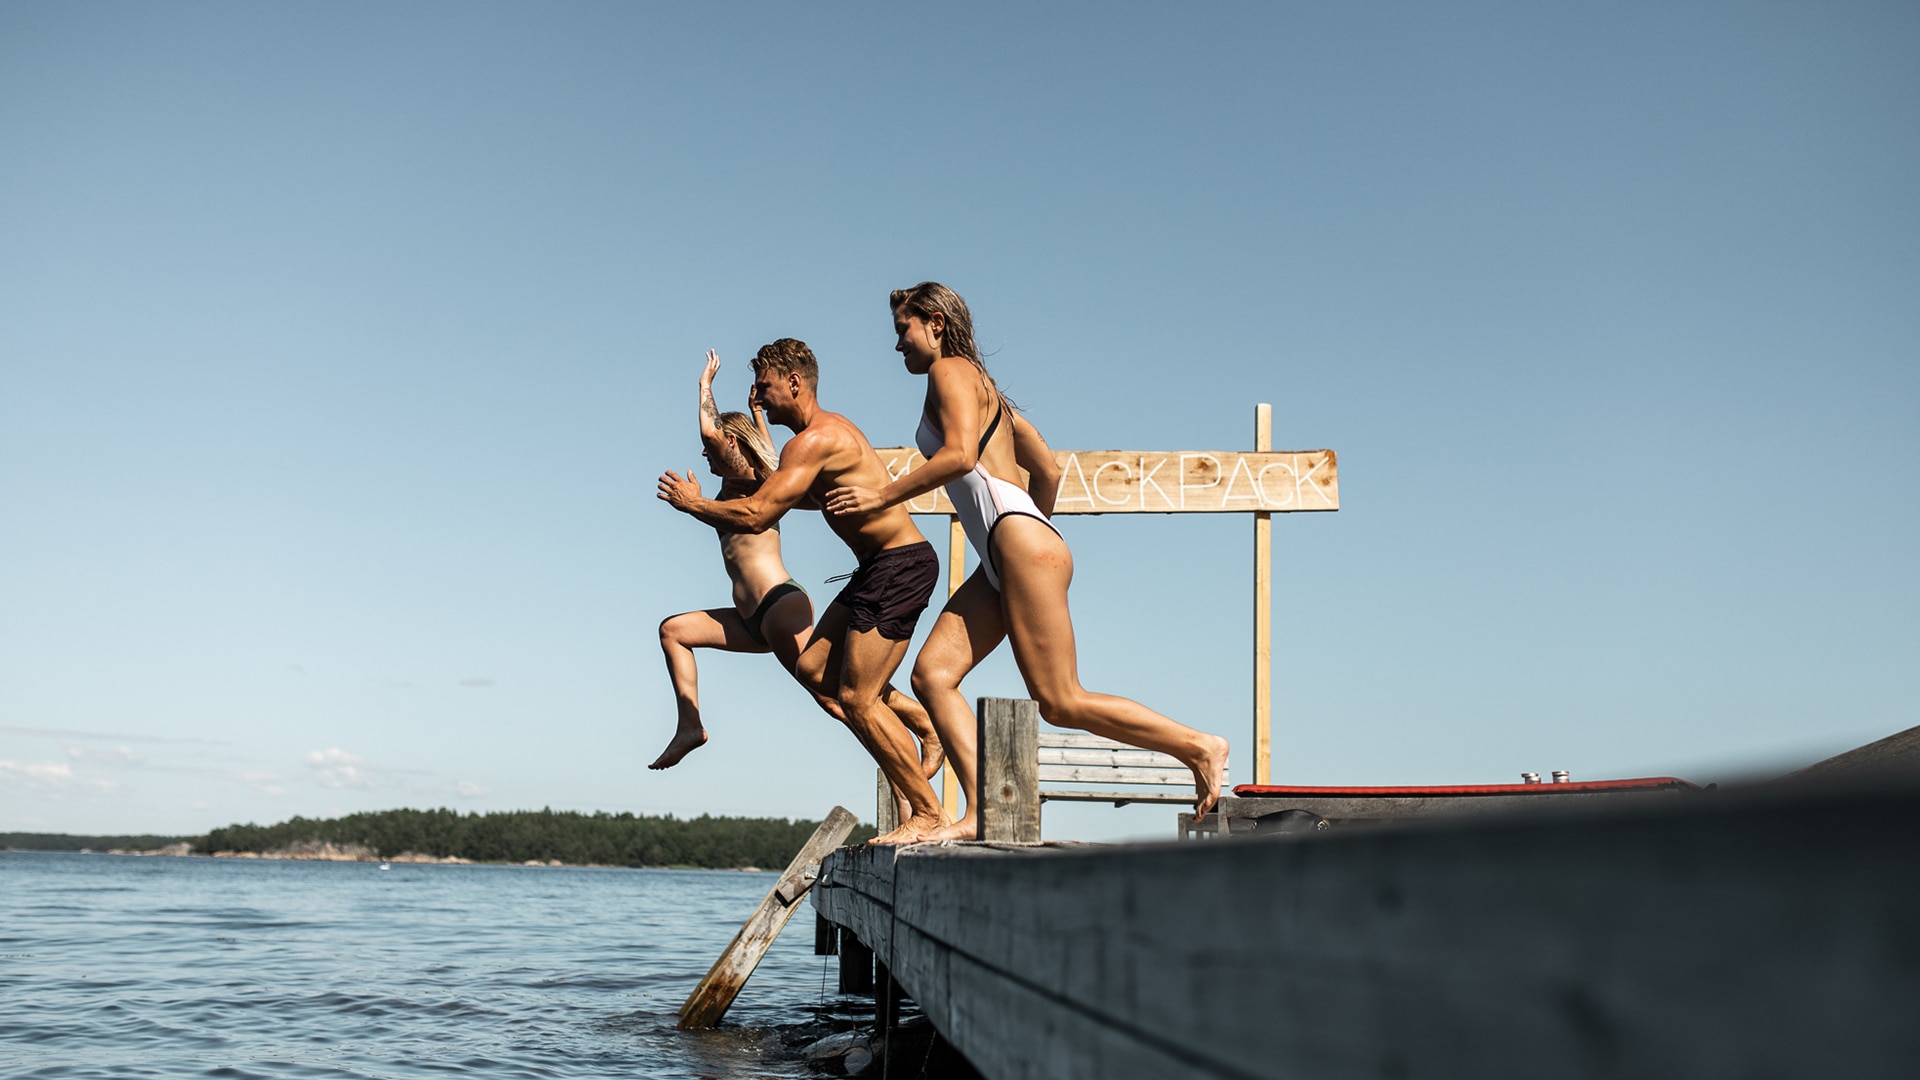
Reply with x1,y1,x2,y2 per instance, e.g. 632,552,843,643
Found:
928,355,979,390
777,424,831,464
817,409,877,450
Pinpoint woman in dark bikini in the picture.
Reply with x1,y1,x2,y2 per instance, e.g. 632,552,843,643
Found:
652,351,942,779
823,286,1228,839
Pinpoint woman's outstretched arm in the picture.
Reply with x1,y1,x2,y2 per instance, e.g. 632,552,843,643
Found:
823,358,981,515
697,350,724,444
750,395,773,447
1010,411,1062,517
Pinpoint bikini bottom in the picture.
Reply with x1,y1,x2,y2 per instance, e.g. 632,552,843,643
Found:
742,580,806,647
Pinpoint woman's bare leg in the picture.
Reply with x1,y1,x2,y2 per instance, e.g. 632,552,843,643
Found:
911,571,1007,841
993,519,1231,817
652,607,770,770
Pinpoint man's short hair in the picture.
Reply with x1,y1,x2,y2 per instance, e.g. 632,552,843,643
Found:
751,338,819,392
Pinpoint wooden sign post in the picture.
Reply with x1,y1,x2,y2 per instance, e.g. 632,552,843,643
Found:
876,404,1336,790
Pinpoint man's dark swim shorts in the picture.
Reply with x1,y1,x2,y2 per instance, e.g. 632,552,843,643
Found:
832,541,940,641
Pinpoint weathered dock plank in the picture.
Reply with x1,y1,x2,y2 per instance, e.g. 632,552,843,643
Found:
815,786,1920,1079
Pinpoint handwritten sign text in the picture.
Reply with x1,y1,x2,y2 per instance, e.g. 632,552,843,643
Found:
871,448,1339,515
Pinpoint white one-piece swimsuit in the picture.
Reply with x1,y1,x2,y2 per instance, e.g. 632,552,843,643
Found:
915,398,1061,590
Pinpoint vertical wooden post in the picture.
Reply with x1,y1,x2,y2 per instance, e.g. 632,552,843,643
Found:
942,517,966,816
876,769,899,835
1254,403,1273,786
678,806,858,1029
977,697,1041,842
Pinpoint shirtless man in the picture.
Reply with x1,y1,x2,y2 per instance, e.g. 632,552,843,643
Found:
657,338,948,844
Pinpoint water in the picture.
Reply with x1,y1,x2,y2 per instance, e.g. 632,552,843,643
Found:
0,851,853,1078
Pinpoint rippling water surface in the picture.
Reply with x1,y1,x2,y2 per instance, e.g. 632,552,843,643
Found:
0,851,843,1078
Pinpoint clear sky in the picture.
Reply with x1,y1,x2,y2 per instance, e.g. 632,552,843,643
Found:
3,3,1915,841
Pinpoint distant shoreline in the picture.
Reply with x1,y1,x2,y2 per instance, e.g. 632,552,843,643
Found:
4,810,870,870
2,846,775,871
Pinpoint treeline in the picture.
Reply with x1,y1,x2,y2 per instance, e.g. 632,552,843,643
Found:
199,807,875,868
1,833,190,852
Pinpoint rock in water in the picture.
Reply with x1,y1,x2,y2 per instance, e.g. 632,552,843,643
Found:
802,1030,871,1062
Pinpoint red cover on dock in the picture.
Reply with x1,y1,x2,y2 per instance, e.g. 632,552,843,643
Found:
1231,777,1700,797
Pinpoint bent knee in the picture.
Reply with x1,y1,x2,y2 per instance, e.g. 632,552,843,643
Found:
658,617,685,647
1034,694,1085,730
836,688,882,717
795,663,829,697
909,664,949,702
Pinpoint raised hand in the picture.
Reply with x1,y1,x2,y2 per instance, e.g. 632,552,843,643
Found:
699,352,722,436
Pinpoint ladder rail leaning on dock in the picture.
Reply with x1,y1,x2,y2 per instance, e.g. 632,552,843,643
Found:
677,806,858,1029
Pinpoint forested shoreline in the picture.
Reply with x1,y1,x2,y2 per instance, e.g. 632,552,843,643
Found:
205,807,874,867
5,809,875,869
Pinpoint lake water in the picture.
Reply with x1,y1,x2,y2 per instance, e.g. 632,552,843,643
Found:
0,851,855,1078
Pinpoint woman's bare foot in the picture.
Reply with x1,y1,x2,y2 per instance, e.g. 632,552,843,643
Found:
869,809,950,846
917,815,979,843
648,727,708,770
1188,734,1231,819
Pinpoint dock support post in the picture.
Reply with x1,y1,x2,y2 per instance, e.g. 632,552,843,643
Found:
978,697,1041,842
678,806,857,1029
838,930,874,995
876,960,901,1078
813,912,837,955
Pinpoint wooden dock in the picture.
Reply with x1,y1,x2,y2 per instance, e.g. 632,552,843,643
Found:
812,781,1920,1079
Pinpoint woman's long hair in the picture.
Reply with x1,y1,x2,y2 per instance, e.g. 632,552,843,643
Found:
715,411,778,476
890,281,982,369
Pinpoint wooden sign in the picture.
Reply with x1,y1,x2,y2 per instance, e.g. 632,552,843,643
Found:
872,448,1338,516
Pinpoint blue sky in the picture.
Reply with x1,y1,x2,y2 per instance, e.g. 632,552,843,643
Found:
3,3,1914,841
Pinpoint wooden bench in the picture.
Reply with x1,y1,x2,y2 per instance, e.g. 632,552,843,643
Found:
1038,730,1221,808
874,698,1217,841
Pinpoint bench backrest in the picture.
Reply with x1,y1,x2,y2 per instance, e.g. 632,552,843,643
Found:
1038,732,1197,786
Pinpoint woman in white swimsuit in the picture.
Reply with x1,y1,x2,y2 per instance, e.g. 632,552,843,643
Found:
824,284,1228,839
652,351,942,777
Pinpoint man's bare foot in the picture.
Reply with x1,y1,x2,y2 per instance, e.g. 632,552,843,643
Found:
869,810,950,846
1188,734,1231,819
917,816,979,843
648,727,708,770
887,692,945,778
918,731,945,779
